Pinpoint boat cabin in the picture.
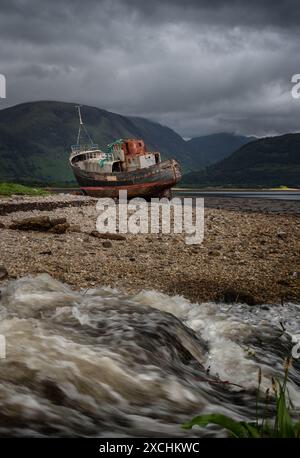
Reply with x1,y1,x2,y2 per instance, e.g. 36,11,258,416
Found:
71,139,161,174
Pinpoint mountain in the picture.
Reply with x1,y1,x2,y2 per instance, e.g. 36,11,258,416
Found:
3,100,284,187
0,101,255,185
185,133,252,168
182,133,300,187
0,101,191,185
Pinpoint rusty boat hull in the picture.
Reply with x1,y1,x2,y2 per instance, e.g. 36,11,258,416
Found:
71,159,181,199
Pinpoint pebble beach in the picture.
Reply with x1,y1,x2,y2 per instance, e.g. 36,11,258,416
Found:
0,193,299,305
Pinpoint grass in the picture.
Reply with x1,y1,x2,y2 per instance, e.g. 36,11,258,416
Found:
270,185,298,191
183,358,300,438
0,182,49,197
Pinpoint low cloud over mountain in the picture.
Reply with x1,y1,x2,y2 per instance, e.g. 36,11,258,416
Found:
1,0,300,137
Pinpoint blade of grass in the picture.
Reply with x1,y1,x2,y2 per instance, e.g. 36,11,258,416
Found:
183,414,254,438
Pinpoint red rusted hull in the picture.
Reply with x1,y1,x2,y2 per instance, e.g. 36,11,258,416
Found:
71,159,181,199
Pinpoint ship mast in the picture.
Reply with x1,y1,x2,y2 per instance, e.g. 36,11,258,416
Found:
77,105,83,126
75,105,94,146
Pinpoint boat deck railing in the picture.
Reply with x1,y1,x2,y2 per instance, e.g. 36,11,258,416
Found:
70,143,100,157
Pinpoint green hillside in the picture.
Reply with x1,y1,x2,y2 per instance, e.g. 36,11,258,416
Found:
0,101,189,185
2,101,298,188
185,133,252,168
182,134,300,187
0,101,252,185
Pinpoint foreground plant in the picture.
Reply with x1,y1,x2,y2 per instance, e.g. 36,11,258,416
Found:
183,358,300,438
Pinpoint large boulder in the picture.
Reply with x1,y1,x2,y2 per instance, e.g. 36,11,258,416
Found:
9,216,69,233
9,216,52,231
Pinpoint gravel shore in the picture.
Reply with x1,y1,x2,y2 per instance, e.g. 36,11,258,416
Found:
0,194,299,305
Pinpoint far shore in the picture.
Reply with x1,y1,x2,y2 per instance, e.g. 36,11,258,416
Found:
1,183,299,199
44,186,300,193
174,187,300,191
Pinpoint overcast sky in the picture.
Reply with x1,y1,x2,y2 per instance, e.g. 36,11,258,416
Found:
1,0,300,137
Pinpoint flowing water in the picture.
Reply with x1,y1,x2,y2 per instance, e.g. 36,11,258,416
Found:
0,274,299,437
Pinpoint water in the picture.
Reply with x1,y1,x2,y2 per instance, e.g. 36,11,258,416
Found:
48,188,300,201
174,191,300,201
0,274,299,437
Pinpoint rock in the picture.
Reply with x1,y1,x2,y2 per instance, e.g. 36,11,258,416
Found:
8,216,70,233
85,276,98,282
222,288,258,305
67,224,81,233
208,250,221,256
277,231,287,240
0,222,5,228
292,271,300,278
90,231,126,241
48,223,70,234
39,250,52,255
50,217,67,226
0,265,8,280
277,279,290,287
102,240,113,248
9,216,52,231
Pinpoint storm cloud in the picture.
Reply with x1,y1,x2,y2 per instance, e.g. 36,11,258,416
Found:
1,0,300,137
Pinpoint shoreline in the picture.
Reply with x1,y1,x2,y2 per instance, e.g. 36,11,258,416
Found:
0,194,299,305
174,187,300,191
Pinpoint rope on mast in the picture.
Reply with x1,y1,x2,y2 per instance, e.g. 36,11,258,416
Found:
74,105,94,146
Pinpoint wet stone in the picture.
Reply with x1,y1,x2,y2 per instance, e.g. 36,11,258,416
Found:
0,265,8,280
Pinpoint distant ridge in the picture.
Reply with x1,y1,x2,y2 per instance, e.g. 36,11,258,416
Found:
185,132,253,168
182,133,300,187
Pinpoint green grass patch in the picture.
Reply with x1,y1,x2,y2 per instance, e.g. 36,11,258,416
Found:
0,182,49,196
183,358,300,438
270,185,298,191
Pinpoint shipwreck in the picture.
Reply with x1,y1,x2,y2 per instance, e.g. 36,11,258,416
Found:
69,106,181,199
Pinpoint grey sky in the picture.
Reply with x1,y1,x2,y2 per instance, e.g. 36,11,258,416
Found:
0,0,300,137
